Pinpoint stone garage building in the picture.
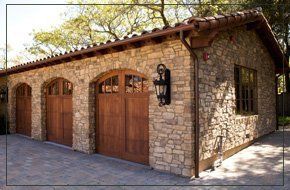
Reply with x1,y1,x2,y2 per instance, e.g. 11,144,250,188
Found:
0,9,287,177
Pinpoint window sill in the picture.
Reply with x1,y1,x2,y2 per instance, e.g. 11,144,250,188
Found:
235,114,258,118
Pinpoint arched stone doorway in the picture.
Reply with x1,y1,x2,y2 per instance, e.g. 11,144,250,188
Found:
46,78,73,146
96,70,149,164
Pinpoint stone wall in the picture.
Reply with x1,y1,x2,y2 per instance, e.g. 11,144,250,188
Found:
6,26,277,176
7,37,195,176
196,27,276,165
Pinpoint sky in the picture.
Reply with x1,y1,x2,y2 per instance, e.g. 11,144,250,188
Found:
1,0,68,65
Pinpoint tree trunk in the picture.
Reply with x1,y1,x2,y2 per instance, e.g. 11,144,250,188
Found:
160,0,169,26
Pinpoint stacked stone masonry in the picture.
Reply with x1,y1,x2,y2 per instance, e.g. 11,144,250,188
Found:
197,27,276,162
6,26,276,177
7,37,195,177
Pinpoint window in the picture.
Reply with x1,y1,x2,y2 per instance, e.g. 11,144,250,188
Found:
48,81,59,95
99,75,119,93
16,84,31,97
234,65,257,114
63,80,73,95
125,75,148,93
16,85,25,96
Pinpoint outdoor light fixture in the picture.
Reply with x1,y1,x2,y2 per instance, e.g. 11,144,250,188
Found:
153,64,170,107
203,52,209,61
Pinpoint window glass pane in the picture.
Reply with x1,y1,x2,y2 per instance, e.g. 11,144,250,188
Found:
63,80,73,95
125,75,133,93
251,100,254,112
242,86,247,99
49,82,58,95
250,89,253,99
105,78,112,93
234,66,257,114
99,81,105,93
17,85,25,96
249,71,254,83
235,67,240,83
133,76,142,93
235,84,240,99
242,99,248,112
142,78,148,92
112,76,119,93
241,68,249,84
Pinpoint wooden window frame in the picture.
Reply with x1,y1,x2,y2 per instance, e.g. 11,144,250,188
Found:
234,65,258,115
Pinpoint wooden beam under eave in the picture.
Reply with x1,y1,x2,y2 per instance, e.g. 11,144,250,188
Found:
112,45,125,52
52,59,65,65
131,41,145,48
151,36,164,44
246,20,262,30
99,49,109,55
87,51,101,57
122,43,135,50
190,30,219,48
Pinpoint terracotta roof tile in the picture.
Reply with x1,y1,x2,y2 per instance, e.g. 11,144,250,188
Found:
0,8,287,75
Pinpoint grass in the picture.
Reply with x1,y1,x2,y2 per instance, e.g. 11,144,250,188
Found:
278,116,290,126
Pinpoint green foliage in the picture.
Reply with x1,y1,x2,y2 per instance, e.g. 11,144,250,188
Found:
278,74,286,94
278,116,290,125
25,0,289,60
242,0,289,50
0,44,12,69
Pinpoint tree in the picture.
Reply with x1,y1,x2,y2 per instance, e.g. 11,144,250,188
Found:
27,0,155,57
0,44,11,70
25,0,288,67
0,44,28,69
241,0,290,92
26,0,243,57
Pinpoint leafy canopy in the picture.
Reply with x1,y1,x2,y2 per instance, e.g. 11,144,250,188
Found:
26,0,247,57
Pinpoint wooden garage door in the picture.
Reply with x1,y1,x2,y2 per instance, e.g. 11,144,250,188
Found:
16,83,32,137
96,70,149,164
46,78,73,147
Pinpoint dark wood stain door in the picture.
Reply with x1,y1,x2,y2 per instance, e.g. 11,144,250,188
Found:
16,84,32,137
46,78,73,147
96,70,149,164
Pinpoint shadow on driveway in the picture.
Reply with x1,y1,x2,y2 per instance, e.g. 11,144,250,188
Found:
0,128,287,189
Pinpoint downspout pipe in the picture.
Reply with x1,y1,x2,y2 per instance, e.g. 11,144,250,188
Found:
179,30,200,178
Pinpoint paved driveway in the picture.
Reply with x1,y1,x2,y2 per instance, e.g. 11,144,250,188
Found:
0,128,288,189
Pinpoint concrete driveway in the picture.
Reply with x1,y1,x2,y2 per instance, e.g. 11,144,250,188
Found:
0,128,288,189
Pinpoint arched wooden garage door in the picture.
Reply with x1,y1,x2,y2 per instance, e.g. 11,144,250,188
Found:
16,83,32,137
96,70,149,164
46,78,73,147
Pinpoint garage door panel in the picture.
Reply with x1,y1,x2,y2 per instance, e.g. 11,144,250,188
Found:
62,97,72,113
62,112,72,146
96,71,149,165
47,112,59,142
98,95,122,116
16,84,32,137
25,98,32,136
124,97,149,161
46,78,73,147
97,95,122,157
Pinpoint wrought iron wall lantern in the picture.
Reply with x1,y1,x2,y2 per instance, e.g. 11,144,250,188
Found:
153,64,171,107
